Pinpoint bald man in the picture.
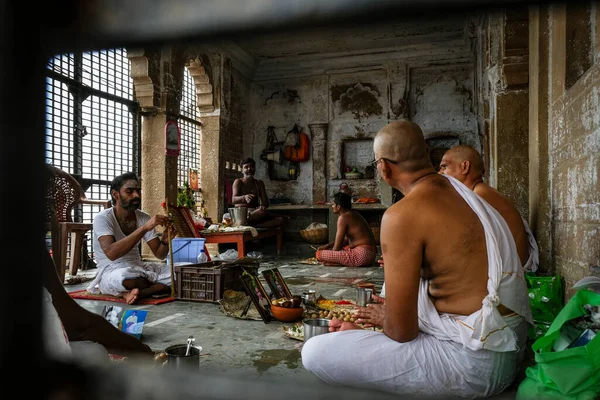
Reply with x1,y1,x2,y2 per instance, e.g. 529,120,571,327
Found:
302,120,532,398
439,145,539,272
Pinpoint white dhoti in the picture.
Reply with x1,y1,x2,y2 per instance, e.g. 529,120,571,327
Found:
86,261,171,296
302,314,528,399
302,175,533,398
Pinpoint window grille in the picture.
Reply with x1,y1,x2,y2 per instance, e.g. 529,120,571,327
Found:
45,49,140,266
177,67,202,210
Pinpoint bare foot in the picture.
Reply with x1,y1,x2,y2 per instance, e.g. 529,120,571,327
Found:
123,288,139,304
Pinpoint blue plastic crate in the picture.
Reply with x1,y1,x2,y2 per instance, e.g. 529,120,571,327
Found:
170,238,206,264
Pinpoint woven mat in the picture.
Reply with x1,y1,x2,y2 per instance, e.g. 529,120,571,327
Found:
69,289,175,305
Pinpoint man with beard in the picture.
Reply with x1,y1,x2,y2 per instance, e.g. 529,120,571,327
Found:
231,158,286,228
86,172,175,304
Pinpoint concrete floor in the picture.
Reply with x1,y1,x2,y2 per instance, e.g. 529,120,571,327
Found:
66,243,520,399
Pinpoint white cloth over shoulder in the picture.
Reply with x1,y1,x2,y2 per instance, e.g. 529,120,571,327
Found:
522,216,539,273
86,208,170,296
302,175,533,398
417,175,532,353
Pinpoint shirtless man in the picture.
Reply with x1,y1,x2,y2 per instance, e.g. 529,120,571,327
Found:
363,145,539,326
315,192,377,267
439,144,538,270
231,157,286,228
86,172,176,304
301,120,532,398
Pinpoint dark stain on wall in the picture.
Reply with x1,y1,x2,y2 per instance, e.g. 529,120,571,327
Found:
264,89,301,106
331,82,382,121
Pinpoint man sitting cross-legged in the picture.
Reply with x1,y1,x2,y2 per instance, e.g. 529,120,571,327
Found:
301,120,532,399
315,192,377,267
231,157,287,229
439,144,539,272
86,172,176,304
369,144,540,312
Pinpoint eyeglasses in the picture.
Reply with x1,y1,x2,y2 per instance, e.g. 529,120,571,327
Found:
370,157,398,168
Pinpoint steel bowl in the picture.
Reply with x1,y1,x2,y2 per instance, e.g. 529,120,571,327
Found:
303,318,330,342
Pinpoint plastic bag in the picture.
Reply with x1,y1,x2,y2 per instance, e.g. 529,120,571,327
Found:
246,251,263,259
517,289,600,399
218,249,238,261
572,277,600,294
526,272,564,324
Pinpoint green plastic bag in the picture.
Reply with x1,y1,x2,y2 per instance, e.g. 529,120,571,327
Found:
526,272,564,324
517,289,600,400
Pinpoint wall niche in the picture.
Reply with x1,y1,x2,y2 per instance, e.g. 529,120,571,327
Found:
426,136,460,171
341,138,375,179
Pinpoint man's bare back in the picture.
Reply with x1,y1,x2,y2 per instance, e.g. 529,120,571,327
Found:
474,184,529,266
385,175,489,316
338,211,375,248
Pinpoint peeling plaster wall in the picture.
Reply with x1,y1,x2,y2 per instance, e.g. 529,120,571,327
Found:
245,60,479,204
247,77,326,204
550,62,600,295
410,64,480,150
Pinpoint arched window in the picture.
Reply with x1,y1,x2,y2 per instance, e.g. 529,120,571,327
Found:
177,67,202,211
45,49,140,264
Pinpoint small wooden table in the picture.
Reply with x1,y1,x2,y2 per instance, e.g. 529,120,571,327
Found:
200,227,283,258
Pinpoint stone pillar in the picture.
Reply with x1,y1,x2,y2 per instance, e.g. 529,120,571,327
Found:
495,91,530,219
201,115,222,222
140,113,179,259
129,47,183,260
486,7,531,219
309,123,328,203
529,5,552,270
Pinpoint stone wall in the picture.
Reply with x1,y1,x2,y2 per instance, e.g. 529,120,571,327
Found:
549,23,600,295
530,3,600,298
244,60,479,206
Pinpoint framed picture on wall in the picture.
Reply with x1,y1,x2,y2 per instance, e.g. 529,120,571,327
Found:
189,168,199,191
165,120,180,157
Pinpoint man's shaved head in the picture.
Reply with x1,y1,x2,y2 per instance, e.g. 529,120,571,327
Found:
374,120,432,172
443,145,485,177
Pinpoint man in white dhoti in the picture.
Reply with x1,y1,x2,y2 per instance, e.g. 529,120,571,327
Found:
373,144,539,301
439,144,538,273
86,172,175,304
301,120,533,399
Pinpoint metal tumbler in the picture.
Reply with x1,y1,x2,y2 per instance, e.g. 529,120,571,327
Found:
356,287,373,307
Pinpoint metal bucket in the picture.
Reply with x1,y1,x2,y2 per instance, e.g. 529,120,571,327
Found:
165,344,202,370
228,207,248,227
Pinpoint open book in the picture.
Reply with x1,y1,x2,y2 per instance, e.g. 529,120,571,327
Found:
164,203,200,238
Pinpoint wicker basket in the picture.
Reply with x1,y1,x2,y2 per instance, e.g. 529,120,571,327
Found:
300,228,329,244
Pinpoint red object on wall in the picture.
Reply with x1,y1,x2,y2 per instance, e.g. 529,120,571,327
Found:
165,120,181,156
283,124,310,162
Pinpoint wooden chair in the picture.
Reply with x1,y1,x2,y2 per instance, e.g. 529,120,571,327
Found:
44,165,111,282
